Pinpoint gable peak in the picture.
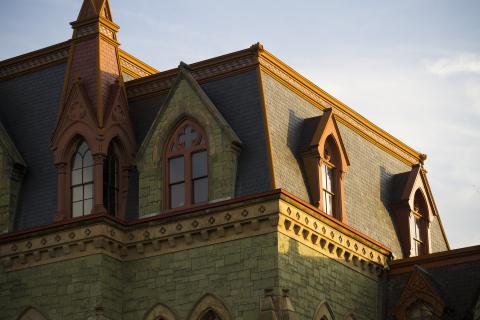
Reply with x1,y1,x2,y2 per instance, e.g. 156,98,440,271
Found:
76,0,113,23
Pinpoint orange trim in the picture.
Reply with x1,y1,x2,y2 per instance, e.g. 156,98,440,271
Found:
279,189,391,253
389,245,480,275
256,65,276,189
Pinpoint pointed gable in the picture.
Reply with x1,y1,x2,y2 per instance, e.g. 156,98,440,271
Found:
394,266,446,319
136,63,242,216
138,62,241,163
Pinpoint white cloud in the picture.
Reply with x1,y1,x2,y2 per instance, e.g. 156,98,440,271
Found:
427,54,480,76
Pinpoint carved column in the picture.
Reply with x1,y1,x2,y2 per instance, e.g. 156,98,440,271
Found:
93,154,107,215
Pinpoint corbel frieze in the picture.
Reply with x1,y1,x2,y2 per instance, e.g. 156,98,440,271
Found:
277,200,389,279
0,200,279,271
0,194,391,276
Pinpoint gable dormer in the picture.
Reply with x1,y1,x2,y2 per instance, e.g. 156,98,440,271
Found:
392,164,449,257
136,63,241,216
301,109,350,222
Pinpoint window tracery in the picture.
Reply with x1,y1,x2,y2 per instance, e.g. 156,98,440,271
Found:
166,120,208,209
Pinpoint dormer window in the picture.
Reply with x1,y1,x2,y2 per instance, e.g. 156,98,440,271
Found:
103,144,119,216
166,120,208,209
301,110,350,222
410,189,428,256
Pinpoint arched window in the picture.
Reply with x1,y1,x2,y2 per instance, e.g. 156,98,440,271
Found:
406,300,436,320
410,189,428,256
103,144,118,216
166,120,208,209
321,138,336,216
71,141,94,217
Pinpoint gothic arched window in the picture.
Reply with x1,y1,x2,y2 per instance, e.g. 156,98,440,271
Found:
166,120,208,209
406,300,435,320
71,141,94,217
103,144,119,216
321,137,336,216
410,189,429,256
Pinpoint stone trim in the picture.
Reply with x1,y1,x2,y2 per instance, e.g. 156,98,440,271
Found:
278,199,387,279
187,294,233,320
0,190,390,275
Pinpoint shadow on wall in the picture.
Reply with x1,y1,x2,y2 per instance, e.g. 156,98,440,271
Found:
380,165,403,256
277,235,380,320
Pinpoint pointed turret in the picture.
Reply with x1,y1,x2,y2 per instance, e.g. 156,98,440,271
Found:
51,0,136,221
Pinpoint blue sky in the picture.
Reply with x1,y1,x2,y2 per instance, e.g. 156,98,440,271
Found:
1,0,479,249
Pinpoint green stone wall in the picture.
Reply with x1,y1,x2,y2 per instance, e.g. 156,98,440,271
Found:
0,254,123,320
122,233,278,319
0,233,279,320
277,233,380,320
0,149,23,234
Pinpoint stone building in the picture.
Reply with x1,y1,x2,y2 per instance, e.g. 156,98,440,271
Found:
0,0,478,319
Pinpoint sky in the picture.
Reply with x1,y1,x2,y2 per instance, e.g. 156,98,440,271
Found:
0,0,479,249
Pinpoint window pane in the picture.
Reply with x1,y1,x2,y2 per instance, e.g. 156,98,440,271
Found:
193,178,208,204
72,186,83,202
169,156,184,184
72,169,82,185
326,167,334,192
324,192,333,216
73,154,82,170
83,166,93,183
84,198,93,215
84,151,94,167
192,151,207,178
84,183,93,199
72,201,83,217
170,183,185,208
78,142,88,155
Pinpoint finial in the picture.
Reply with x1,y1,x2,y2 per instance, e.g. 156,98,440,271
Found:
250,42,264,51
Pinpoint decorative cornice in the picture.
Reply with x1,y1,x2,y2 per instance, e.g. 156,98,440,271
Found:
257,50,421,165
389,245,480,275
0,190,390,277
125,48,258,99
0,43,69,79
0,42,156,81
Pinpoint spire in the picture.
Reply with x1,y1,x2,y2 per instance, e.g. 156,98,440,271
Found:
76,0,113,22
51,0,136,220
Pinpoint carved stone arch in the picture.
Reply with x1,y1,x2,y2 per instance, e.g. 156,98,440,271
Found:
17,306,48,320
154,114,211,169
394,266,445,320
188,293,233,320
313,300,336,320
143,303,178,320
53,124,97,164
